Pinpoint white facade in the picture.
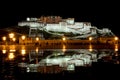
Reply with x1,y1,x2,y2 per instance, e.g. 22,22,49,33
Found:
18,22,41,27
66,18,75,24
44,22,91,33
18,17,97,38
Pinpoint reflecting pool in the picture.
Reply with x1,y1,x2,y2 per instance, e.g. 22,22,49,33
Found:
0,44,120,80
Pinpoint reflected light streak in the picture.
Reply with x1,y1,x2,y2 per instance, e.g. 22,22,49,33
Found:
10,49,16,52
9,45,16,52
2,50,7,54
12,38,16,42
8,53,15,60
115,53,118,56
89,45,93,51
115,44,118,51
115,48,118,52
35,47,39,53
21,49,26,55
62,45,66,52
21,45,26,49
22,57,26,60
3,45,6,50
116,61,119,64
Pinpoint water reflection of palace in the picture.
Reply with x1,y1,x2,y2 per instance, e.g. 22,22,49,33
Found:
0,44,119,74
25,48,116,73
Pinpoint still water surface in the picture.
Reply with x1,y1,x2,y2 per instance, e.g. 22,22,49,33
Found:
0,45,120,80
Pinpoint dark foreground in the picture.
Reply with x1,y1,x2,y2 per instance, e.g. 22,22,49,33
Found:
0,62,120,80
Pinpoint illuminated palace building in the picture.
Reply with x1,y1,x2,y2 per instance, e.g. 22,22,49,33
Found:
18,16,113,39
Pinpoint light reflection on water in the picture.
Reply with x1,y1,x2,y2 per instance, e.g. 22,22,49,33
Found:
0,44,120,80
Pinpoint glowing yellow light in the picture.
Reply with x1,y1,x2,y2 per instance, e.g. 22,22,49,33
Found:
36,37,39,41
9,33,14,38
62,45,66,52
2,36,6,41
12,38,16,42
115,44,118,51
89,37,92,41
89,45,93,51
21,35,26,40
9,45,16,51
62,37,66,41
10,49,16,52
21,49,26,55
115,48,118,52
114,37,118,41
36,47,39,53
8,53,15,60
21,45,25,49
2,50,6,54
89,48,93,52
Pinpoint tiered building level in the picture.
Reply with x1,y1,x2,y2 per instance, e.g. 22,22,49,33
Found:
18,16,112,39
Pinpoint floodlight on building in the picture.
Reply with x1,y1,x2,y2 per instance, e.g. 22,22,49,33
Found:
27,17,30,21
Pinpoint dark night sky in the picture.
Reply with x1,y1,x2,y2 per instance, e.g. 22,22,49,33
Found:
0,1,119,36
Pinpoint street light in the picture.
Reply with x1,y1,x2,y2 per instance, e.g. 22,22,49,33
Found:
62,37,66,41
9,33,15,44
114,36,119,44
114,37,118,41
2,36,6,41
89,37,92,44
21,35,26,44
62,37,66,45
2,50,7,54
21,35,26,40
2,36,7,45
36,37,39,41
89,37,92,41
9,33,14,39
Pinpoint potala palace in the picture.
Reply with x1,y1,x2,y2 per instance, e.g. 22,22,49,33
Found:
18,16,114,39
